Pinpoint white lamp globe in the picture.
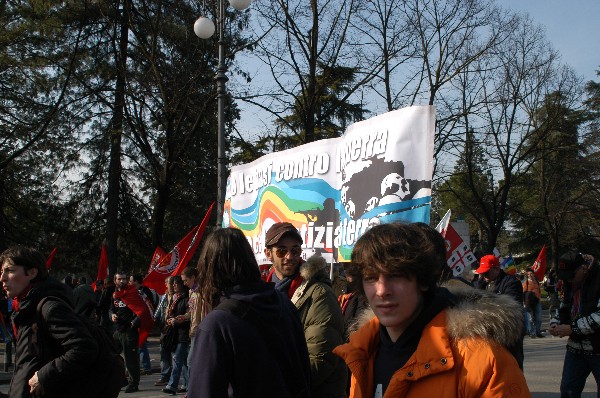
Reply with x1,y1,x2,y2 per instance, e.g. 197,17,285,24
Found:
228,0,252,11
194,17,215,39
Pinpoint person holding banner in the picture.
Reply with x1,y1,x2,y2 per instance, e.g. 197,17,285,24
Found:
264,222,347,398
334,223,530,398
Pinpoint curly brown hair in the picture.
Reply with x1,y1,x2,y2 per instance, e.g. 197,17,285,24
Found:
348,222,446,298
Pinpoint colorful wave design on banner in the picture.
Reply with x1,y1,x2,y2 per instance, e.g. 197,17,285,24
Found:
225,177,339,235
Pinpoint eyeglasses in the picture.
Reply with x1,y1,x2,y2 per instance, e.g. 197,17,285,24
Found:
273,246,302,258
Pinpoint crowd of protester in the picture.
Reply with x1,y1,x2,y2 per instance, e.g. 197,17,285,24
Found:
1,222,599,397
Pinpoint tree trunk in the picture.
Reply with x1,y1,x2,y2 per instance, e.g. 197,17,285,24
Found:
106,0,129,276
0,175,5,252
150,175,172,250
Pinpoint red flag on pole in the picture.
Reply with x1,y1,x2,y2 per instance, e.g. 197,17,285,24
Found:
92,244,109,291
171,201,215,276
46,247,58,270
113,284,154,347
147,246,166,274
532,245,547,281
143,202,215,294
443,223,477,277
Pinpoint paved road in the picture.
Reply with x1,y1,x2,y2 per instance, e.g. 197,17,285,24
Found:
524,334,596,397
0,323,597,397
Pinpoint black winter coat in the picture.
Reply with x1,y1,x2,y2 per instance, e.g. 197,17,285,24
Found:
9,278,119,398
166,292,190,343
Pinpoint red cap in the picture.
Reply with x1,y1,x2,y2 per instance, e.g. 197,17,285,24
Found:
474,254,500,274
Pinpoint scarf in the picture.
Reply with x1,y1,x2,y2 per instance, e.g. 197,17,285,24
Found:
267,269,303,298
11,283,37,340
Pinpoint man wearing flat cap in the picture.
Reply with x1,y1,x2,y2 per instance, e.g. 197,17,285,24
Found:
474,254,525,368
551,250,600,397
264,222,346,398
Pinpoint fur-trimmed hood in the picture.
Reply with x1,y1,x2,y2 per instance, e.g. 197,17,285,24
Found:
298,255,332,286
350,284,524,348
444,284,524,348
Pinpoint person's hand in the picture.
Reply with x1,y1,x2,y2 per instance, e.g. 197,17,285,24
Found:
111,314,118,323
549,324,572,338
28,371,44,395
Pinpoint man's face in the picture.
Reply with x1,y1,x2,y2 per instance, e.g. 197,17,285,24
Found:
363,272,425,342
481,267,500,282
181,274,196,290
264,236,302,279
526,271,535,280
128,276,140,288
115,274,128,290
0,260,38,299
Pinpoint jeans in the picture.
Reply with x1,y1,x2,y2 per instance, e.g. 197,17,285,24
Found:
113,328,140,386
159,339,173,382
167,341,189,391
560,350,600,397
187,337,195,372
140,341,152,371
525,301,542,336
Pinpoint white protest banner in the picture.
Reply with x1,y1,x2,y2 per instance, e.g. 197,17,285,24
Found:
224,105,435,263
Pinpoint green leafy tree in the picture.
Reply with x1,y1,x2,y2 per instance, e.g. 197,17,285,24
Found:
509,92,586,268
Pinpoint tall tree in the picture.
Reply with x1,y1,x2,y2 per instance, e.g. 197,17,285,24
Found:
242,0,381,147
437,13,575,253
510,92,586,267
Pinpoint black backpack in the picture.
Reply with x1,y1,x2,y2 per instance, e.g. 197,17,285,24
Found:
36,296,125,398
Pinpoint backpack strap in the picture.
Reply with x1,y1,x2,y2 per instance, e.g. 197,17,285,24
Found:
34,296,66,359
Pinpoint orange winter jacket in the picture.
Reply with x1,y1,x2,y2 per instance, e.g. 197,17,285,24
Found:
334,287,531,398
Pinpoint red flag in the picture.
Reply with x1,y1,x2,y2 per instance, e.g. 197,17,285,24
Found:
113,284,154,347
171,201,215,276
92,245,109,291
146,246,166,274
443,223,477,277
143,202,215,294
46,247,58,270
532,245,547,281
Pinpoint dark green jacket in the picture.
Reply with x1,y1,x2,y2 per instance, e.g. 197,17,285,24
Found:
291,256,347,398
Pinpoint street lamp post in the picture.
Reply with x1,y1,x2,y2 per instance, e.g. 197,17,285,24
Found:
194,0,252,227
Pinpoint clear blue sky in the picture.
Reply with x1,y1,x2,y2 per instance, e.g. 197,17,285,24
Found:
505,0,599,83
